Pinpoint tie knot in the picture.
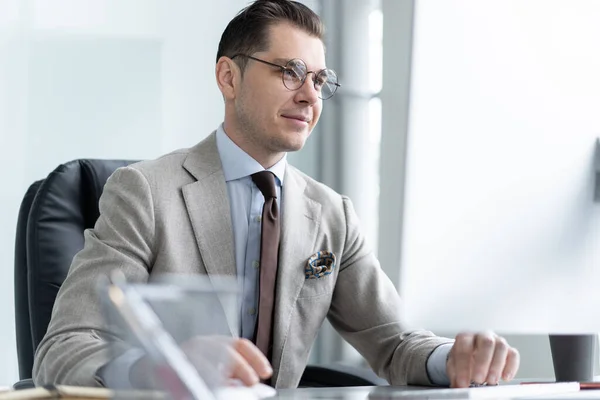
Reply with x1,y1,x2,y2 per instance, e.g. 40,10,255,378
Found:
251,171,277,199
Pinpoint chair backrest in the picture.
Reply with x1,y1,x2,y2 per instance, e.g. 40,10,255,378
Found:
14,159,138,379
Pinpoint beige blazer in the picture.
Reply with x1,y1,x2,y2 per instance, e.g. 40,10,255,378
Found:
32,133,452,388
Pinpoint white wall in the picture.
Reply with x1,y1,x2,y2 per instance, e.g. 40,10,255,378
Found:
388,0,600,379
0,0,250,385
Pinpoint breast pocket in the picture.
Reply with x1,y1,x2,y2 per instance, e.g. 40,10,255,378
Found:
297,274,336,298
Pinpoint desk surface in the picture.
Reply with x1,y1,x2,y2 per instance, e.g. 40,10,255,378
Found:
274,385,427,399
4,383,597,400
273,382,589,400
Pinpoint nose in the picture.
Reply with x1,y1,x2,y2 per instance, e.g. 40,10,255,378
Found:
294,72,320,104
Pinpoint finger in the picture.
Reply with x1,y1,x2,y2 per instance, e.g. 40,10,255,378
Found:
228,348,260,386
501,347,520,381
484,337,509,385
452,333,475,388
471,332,497,384
234,338,273,379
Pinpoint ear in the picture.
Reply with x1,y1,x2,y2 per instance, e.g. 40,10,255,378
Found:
215,56,240,100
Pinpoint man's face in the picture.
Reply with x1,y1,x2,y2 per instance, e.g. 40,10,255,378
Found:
234,23,325,156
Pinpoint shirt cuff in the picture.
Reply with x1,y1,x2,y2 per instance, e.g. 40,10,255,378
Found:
426,343,454,386
96,348,145,389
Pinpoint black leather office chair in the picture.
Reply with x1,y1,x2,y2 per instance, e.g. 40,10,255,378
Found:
14,159,137,387
14,158,387,389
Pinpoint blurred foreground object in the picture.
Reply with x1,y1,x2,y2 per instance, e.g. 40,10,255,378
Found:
101,273,275,400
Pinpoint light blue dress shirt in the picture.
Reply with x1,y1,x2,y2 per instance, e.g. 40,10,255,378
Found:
214,125,286,339
427,343,453,385
98,124,452,387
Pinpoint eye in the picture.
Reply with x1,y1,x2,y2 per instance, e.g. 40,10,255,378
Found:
315,70,335,88
285,59,307,79
315,75,328,88
283,68,302,82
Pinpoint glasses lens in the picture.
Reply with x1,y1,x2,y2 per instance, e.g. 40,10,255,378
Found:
315,69,339,100
282,59,307,90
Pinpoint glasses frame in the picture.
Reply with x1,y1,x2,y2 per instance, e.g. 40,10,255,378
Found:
231,54,341,100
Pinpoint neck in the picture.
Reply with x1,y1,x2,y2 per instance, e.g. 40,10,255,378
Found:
222,120,285,169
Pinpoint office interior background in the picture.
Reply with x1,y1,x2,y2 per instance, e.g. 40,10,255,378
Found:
1,0,598,386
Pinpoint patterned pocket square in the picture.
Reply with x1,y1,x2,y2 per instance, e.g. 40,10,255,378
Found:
305,251,336,279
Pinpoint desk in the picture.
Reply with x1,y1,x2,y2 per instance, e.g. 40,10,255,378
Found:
273,382,588,400
274,385,427,399
2,384,595,400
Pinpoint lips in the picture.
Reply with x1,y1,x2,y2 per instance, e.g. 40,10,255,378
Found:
281,113,311,123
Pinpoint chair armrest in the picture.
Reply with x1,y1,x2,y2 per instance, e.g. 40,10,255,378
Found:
300,363,389,387
13,378,35,390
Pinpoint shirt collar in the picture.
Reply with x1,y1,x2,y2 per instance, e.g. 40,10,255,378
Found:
215,124,286,186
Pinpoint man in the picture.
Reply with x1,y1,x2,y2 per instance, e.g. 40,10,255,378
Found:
33,0,519,389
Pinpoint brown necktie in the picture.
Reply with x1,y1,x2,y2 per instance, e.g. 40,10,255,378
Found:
251,171,280,360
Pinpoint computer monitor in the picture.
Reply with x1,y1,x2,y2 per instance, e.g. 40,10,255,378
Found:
398,0,600,380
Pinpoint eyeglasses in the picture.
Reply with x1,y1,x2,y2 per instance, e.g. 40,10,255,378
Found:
231,54,341,100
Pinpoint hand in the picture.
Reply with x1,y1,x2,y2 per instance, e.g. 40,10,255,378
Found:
225,338,273,385
131,337,272,388
180,336,272,387
446,332,520,388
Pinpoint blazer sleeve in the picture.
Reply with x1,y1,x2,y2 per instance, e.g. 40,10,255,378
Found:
32,166,156,387
326,196,453,386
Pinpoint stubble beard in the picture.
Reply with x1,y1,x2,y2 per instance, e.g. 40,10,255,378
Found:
236,101,307,156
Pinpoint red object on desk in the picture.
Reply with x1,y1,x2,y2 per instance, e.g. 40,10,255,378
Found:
579,382,600,390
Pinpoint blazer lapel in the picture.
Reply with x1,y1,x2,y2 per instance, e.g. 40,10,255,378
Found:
182,132,236,278
182,133,238,333
272,167,322,386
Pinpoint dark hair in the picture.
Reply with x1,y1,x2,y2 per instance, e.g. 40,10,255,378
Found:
216,0,324,71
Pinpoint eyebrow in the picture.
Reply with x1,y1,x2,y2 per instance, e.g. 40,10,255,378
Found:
272,58,292,66
272,57,328,71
